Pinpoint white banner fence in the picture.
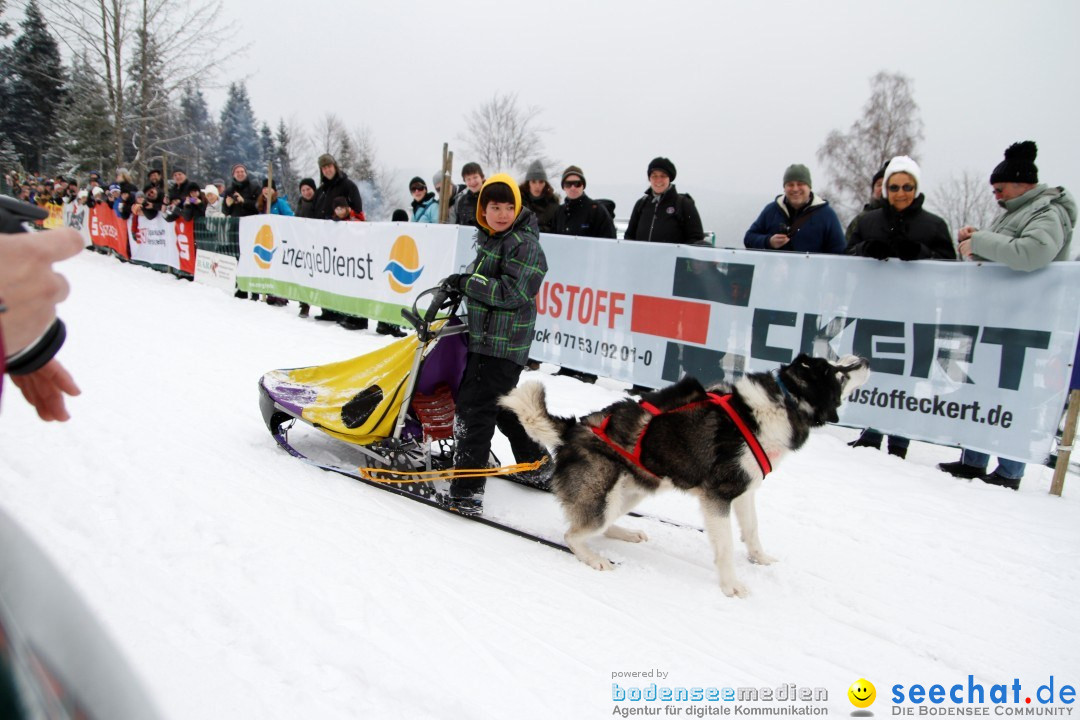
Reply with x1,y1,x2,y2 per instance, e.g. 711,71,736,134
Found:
237,217,1080,464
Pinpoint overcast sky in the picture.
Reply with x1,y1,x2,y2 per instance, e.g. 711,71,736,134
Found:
217,0,1078,236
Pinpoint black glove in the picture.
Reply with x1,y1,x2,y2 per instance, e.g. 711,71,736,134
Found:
442,273,469,292
895,239,922,261
862,238,892,260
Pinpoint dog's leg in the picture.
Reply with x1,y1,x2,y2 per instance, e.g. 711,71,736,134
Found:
602,484,649,543
565,525,614,571
700,497,748,598
564,475,647,570
733,489,777,566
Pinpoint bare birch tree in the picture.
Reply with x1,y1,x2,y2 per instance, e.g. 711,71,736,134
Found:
38,0,240,170
930,171,999,233
817,71,925,221
458,92,551,175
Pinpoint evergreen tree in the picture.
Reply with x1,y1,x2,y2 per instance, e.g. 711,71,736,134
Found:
0,0,11,38
274,119,298,207
0,0,15,177
176,82,217,182
215,81,261,178
125,25,171,175
258,121,275,175
54,52,114,175
6,0,65,172
0,137,20,181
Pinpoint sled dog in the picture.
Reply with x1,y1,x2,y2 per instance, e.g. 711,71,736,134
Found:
499,354,869,597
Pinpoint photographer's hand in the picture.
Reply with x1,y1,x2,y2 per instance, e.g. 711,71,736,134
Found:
0,228,81,356
10,358,80,422
769,234,790,249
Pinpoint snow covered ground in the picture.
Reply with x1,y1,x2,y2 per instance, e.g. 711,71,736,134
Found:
1,251,1078,720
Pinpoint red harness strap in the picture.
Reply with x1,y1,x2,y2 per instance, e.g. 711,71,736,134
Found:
589,392,773,479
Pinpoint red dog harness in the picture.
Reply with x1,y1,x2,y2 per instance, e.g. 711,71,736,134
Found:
589,392,772,479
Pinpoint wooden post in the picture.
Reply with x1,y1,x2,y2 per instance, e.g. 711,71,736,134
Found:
437,143,454,224
1049,389,1079,497
265,161,274,215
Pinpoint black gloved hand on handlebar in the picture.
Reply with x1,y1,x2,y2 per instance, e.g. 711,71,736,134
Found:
442,273,470,293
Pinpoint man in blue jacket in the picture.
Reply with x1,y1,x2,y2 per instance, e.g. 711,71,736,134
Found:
744,164,846,254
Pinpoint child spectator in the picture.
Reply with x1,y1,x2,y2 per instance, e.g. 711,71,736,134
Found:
409,177,439,223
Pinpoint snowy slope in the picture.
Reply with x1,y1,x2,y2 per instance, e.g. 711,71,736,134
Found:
1,251,1078,720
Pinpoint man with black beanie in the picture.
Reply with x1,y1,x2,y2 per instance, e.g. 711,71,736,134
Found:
939,140,1076,490
625,157,704,244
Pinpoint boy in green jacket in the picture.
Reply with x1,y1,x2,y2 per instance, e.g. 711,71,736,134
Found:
441,174,550,515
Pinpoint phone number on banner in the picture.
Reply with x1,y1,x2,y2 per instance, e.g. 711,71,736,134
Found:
534,328,654,366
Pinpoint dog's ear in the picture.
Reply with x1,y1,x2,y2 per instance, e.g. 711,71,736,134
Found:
790,353,812,368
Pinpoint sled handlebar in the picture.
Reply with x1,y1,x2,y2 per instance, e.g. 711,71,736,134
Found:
401,284,462,342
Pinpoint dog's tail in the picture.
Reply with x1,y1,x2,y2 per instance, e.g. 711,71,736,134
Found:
499,382,572,450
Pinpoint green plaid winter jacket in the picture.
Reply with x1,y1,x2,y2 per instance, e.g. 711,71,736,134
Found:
460,206,548,366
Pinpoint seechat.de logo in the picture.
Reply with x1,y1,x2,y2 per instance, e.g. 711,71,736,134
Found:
384,234,424,294
253,225,277,270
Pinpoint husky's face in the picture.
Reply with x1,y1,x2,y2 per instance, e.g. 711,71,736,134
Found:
781,354,870,425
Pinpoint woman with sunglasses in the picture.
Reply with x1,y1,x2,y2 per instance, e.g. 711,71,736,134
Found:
846,156,955,261
409,177,439,223
846,155,955,459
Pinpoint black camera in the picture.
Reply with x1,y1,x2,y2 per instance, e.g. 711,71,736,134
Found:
777,223,792,236
0,196,68,376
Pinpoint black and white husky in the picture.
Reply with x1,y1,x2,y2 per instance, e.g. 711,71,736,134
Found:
499,354,870,597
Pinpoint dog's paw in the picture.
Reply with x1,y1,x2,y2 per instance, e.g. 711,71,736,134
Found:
604,525,649,543
585,556,615,571
720,580,750,598
748,550,778,566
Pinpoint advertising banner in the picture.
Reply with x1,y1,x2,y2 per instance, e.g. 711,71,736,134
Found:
236,217,463,325
194,250,238,292
87,204,129,259
236,218,1078,463
42,204,65,229
62,201,91,246
529,236,1080,464
173,218,197,276
130,213,181,270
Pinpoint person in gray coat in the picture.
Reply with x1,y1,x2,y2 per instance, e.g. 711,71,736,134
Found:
939,141,1076,490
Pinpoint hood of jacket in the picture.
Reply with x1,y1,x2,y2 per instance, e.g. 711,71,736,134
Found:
775,191,828,218
476,173,523,233
1003,184,1077,226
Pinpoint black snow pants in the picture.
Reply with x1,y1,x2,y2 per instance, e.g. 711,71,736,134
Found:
450,352,546,497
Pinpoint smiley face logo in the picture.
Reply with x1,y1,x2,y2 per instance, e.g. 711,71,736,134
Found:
848,679,876,709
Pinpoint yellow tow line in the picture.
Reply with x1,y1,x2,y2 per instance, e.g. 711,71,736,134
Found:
355,455,549,484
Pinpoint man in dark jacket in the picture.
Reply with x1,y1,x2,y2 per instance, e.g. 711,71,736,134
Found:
313,154,363,220
144,167,165,195
553,165,616,239
167,168,200,204
625,157,705,244
223,164,261,218
743,164,845,254
845,161,889,243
